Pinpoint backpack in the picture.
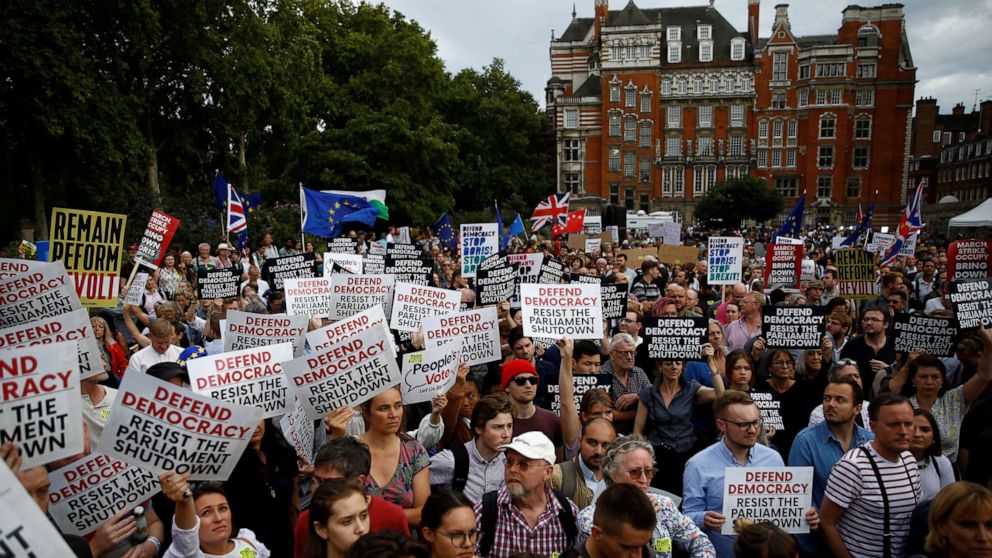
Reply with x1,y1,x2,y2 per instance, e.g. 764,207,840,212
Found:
478,489,577,557
430,442,471,494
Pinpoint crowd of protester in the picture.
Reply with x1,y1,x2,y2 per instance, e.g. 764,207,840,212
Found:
3,222,992,558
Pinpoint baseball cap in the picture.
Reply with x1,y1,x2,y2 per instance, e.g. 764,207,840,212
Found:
500,432,556,465
501,359,537,390
146,362,189,384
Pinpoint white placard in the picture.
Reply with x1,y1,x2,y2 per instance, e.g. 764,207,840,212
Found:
0,257,52,280
123,272,149,306
390,282,461,332
0,461,77,555
224,310,307,358
0,307,104,380
305,305,396,358
187,343,294,419
0,282,82,329
801,259,816,281
707,237,745,285
284,323,401,419
329,274,394,320
48,453,161,536
520,283,603,340
662,222,682,246
775,236,804,246
400,339,462,405
721,467,814,535
585,238,601,254
0,260,72,305
606,225,619,243
461,223,499,279
582,215,603,235
647,223,664,239
279,396,315,465
423,306,500,366
284,277,333,319
0,342,83,469
323,252,364,275
97,372,263,480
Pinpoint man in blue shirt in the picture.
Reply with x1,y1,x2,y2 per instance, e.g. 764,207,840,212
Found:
683,390,820,557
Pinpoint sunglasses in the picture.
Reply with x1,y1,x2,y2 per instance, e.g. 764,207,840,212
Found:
513,376,539,386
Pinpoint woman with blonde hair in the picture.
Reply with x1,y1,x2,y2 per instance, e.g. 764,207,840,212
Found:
922,481,992,558
91,315,127,379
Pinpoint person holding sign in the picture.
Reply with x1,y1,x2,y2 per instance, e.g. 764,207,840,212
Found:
158,470,270,557
634,351,725,496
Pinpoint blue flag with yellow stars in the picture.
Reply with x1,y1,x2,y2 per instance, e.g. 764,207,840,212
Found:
301,187,380,237
775,196,805,239
214,171,261,215
433,212,457,250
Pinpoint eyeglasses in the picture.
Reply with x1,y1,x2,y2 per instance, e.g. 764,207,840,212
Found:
624,467,657,480
505,457,538,471
438,528,480,547
620,318,637,324
720,418,762,430
771,360,794,367
834,358,858,367
613,350,635,357
512,376,539,386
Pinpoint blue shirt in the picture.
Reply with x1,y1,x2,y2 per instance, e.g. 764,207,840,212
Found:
788,420,873,508
683,439,784,558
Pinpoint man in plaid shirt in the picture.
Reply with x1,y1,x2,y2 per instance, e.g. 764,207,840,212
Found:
473,432,579,558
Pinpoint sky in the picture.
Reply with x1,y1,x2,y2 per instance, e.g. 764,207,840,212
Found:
377,0,992,115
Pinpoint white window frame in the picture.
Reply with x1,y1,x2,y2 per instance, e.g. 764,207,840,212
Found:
609,114,621,136
699,41,713,62
697,136,713,157
786,149,797,168
625,88,636,107
729,135,743,156
667,106,682,129
624,152,636,177
673,167,684,196
564,109,579,129
640,93,651,113
639,126,652,148
668,43,682,64
661,79,672,96
610,84,620,103
624,119,636,141
772,51,788,81
668,27,681,41
731,38,745,61
564,138,581,161
798,89,808,108
698,105,713,127
819,115,836,139
666,136,681,157
815,89,827,105
693,165,704,196
830,89,843,105
853,145,870,169
854,117,872,139
730,105,744,127
818,145,834,169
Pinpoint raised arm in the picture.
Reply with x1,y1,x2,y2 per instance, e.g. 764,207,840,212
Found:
557,339,581,449
696,344,726,404
122,303,150,348
886,348,926,395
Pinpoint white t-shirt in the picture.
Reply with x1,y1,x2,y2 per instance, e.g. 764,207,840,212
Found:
164,517,269,558
82,387,118,447
124,344,183,378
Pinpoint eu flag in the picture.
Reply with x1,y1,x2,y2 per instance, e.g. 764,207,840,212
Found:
214,171,261,215
504,214,526,249
433,212,457,250
775,197,805,239
841,198,875,246
301,187,379,238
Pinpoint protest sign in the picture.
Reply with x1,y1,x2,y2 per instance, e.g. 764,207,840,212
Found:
0,307,103,380
643,317,707,360
541,373,612,414
327,237,360,254
284,277,334,319
0,461,77,556
585,238,601,254
947,239,992,281
0,261,70,305
509,253,544,283
600,283,629,320
0,261,81,328
264,253,317,289
0,257,49,279
134,209,180,268
900,233,918,256
721,467,814,535
761,306,827,349
323,252,363,275
661,222,682,246
751,390,784,431
384,257,435,286
647,223,664,239
188,343,293,418
537,257,566,285
386,242,421,259
947,278,992,330
476,262,517,305
97,371,262,480
764,244,803,290
364,253,386,274
48,208,127,307
461,223,499,278
892,314,958,357
520,283,603,340
423,307,500,366
398,226,411,244
400,340,462,405
122,272,148,306
329,274,394,320
570,273,601,284
284,323,401,419
656,245,698,266
306,305,392,354
606,225,619,243
801,259,816,281
47,453,160,536
566,234,590,251
707,237,744,285
478,252,507,272
368,240,386,255
582,215,603,234
279,397,315,465
196,268,240,299
390,282,461,332
870,233,895,256
0,342,82,469
224,310,307,357
775,236,804,246
834,248,877,300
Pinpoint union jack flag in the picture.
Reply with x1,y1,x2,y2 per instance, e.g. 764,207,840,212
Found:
880,178,927,266
227,182,248,234
529,192,570,232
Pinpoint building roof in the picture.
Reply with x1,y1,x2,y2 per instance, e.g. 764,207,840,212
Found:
572,74,602,97
559,18,594,42
936,113,980,132
610,0,652,27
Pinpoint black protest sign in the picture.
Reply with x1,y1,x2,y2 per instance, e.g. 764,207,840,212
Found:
541,373,612,414
363,254,386,275
947,278,992,331
384,257,434,286
478,251,507,272
327,237,360,254
537,257,566,284
570,273,602,284
643,317,707,360
760,306,827,349
600,283,629,320
834,248,877,300
751,391,784,431
264,253,317,289
196,268,240,299
387,242,421,259
892,314,958,357
476,262,518,305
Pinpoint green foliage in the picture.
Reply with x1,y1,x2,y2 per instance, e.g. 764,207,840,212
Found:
695,176,785,227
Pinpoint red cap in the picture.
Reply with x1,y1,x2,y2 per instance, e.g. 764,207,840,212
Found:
501,359,537,390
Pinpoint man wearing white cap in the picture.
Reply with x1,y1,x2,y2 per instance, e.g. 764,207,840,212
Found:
474,431,579,558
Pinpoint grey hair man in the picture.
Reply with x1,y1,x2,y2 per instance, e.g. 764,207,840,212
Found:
603,333,650,435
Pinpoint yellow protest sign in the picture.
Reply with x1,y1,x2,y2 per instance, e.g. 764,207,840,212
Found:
49,208,127,307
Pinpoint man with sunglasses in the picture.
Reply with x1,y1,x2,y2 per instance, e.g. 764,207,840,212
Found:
683,391,820,556
503,359,563,457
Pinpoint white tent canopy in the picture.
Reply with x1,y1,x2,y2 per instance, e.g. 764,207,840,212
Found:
949,199,992,227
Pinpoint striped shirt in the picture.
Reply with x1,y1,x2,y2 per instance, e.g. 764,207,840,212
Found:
824,444,921,558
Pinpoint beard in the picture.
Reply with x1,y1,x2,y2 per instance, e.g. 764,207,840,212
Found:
506,482,526,499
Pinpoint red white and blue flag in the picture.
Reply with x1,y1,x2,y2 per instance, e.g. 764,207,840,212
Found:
227,182,248,234
530,192,571,232
880,178,927,266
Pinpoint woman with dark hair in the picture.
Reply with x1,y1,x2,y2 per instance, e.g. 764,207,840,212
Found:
725,350,756,392
753,348,824,458
223,419,300,557
579,388,614,423
633,353,724,495
157,252,184,299
305,479,371,558
732,521,799,558
346,532,430,558
919,482,992,558
160,471,270,557
911,409,955,503
418,489,478,558
361,386,430,529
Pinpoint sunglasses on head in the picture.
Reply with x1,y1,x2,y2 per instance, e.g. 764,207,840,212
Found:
513,376,539,386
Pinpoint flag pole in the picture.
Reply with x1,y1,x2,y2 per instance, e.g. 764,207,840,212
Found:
299,183,306,250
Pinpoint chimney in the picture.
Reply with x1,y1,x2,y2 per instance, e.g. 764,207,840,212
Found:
912,98,939,157
980,100,992,137
774,4,790,33
953,103,965,115
748,0,760,45
595,0,609,40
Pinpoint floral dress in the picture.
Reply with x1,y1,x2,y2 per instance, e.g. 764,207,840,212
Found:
365,438,429,509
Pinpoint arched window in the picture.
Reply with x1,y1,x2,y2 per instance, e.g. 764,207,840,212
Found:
858,25,880,47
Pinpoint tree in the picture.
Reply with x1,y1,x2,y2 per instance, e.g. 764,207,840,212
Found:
694,176,784,227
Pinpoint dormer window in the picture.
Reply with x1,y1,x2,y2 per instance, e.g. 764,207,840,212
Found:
699,41,713,62
668,42,681,64
858,25,880,47
730,38,746,61
668,27,681,41
698,25,712,40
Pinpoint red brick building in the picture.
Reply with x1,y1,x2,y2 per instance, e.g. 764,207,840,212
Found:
547,1,917,227
909,98,992,204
